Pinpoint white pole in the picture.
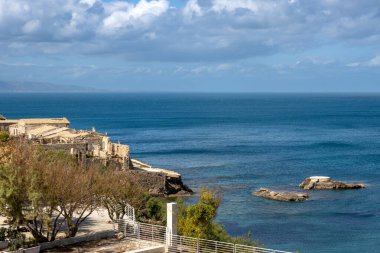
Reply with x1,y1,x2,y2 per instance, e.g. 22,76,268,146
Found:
166,202,178,246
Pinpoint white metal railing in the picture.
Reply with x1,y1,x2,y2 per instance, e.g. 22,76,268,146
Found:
115,219,167,247
112,202,135,221
116,219,293,253
124,202,136,221
235,244,292,253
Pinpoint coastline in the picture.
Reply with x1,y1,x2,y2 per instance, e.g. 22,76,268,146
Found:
1,93,379,253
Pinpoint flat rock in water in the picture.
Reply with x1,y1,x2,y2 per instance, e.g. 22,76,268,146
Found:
299,176,366,190
254,188,309,202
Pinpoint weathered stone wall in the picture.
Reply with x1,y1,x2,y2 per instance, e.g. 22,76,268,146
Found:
41,143,88,153
0,123,13,131
110,143,130,158
125,170,192,196
125,170,167,196
40,142,133,170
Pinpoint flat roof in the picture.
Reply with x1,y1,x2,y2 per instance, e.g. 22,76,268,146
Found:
19,117,70,125
0,120,18,124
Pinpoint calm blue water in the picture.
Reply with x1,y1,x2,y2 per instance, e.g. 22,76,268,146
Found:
1,93,380,252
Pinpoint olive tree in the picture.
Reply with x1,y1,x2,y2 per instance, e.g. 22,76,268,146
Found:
0,140,143,242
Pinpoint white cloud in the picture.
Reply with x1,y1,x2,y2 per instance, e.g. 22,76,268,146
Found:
183,0,203,20
347,55,380,67
79,0,96,7
22,19,40,34
0,0,379,63
346,62,360,67
368,55,380,67
101,0,169,34
191,65,210,74
211,0,259,13
216,63,234,71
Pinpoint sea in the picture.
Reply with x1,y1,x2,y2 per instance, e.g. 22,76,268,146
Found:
1,93,379,253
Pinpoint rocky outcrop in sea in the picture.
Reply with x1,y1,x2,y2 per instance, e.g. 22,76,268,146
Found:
299,176,365,190
254,188,309,202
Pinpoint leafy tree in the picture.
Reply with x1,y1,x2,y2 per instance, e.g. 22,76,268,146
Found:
178,189,259,246
0,140,33,227
27,149,102,239
0,162,29,227
0,140,143,242
100,170,145,221
178,189,227,240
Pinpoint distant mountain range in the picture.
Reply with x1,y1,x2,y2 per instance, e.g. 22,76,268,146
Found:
0,80,101,93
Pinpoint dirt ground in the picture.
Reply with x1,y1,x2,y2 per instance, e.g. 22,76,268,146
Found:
0,208,114,237
42,238,143,253
1,208,117,251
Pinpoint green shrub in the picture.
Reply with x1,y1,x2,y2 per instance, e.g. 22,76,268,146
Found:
178,189,259,246
0,131,9,142
0,227,6,241
146,197,166,221
228,232,260,247
178,189,225,240
7,229,25,250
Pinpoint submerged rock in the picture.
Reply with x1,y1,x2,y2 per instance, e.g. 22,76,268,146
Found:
254,188,309,202
299,176,365,190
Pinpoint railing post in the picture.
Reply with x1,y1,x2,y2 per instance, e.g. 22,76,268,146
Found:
152,225,154,242
123,220,126,236
197,238,200,253
167,203,178,235
165,226,171,246
137,222,140,240
180,236,182,253
166,203,178,247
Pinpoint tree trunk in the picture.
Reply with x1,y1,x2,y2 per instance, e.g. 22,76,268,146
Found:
66,224,78,238
26,225,49,243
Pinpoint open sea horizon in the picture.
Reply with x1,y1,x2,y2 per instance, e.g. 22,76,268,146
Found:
1,93,379,252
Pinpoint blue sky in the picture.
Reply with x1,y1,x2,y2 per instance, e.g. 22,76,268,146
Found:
0,0,379,92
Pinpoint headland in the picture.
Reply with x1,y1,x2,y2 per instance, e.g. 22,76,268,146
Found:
0,114,192,196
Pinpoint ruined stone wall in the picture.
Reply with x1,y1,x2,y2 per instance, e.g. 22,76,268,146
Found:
111,143,130,157
82,136,103,156
124,170,193,196
42,143,88,153
40,142,133,170
0,123,14,131
125,170,167,196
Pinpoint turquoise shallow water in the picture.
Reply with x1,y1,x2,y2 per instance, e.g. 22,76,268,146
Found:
1,93,380,252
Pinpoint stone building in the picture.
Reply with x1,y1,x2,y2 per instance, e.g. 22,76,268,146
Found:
23,123,131,170
9,118,70,136
0,114,131,169
0,115,18,131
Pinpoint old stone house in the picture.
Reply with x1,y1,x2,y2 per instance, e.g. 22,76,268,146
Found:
9,117,70,136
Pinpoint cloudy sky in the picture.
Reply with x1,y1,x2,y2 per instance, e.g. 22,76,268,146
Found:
0,0,379,92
